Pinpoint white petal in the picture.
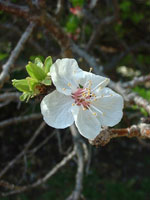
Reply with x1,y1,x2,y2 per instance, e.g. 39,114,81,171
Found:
79,71,109,90
92,87,124,127
71,106,101,140
41,90,74,128
50,58,83,95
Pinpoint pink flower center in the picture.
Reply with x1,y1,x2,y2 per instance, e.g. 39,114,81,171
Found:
72,88,91,109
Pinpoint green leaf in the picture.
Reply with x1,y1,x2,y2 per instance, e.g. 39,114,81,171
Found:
0,53,8,61
44,56,53,74
42,77,51,85
12,79,30,92
34,57,43,68
69,0,84,7
26,62,46,81
66,15,80,33
26,77,39,92
20,92,32,102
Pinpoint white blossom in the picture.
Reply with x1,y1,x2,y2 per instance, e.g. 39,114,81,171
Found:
40,58,124,140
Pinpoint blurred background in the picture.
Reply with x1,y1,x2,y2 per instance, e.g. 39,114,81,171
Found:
0,0,150,199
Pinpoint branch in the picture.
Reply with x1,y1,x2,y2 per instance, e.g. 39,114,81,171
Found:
0,1,29,18
123,75,150,88
90,123,150,146
0,22,36,88
0,122,45,179
29,130,56,155
1,149,76,196
0,92,20,102
0,113,42,129
67,124,84,200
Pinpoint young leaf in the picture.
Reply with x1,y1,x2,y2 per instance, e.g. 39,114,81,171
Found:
44,56,52,74
35,57,43,68
42,77,51,85
12,79,30,92
26,77,39,92
26,62,46,81
20,92,32,102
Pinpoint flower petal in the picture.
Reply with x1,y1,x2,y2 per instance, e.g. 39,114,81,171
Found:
71,106,101,140
50,58,83,95
79,71,110,90
92,87,124,127
41,90,74,128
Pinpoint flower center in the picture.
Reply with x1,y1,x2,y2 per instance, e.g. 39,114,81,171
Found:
72,88,91,109
70,78,111,116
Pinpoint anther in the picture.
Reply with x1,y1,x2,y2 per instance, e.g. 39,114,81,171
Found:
68,83,71,87
89,68,93,72
72,103,75,106
93,112,97,116
62,88,66,91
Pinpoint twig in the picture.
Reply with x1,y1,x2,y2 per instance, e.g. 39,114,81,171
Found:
1,149,76,196
123,75,150,88
0,122,45,179
29,130,56,155
0,113,42,129
0,1,29,18
0,92,20,102
89,0,98,9
86,16,115,51
128,93,150,115
90,123,150,146
0,23,47,56
0,22,36,88
67,124,84,200
55,0,64,16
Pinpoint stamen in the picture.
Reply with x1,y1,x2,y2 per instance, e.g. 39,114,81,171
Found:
93,112,97,116
68,83,71,87
81,105,87,111
87,106,97,116
62,88,66,91
72,103,75,106
91,78,110,92
95,94,113,100
90,105,103,115
89,67,93,72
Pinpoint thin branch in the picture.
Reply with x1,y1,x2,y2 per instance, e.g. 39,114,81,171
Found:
0,122,45,179
123,75,150,88
86,16,115,51
0,92,20,102
0,113,42,129
0,22,36,88
127,93,150,115
29,130,56,155
67,124,84,200
90,123,150,146
1,149,76,196
0,1,29,18
89,0,98,9
0,23,48,56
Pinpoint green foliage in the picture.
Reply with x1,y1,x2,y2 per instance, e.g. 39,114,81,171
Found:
119,1,143,24
66,15,80,33
44,56,53,74
133,86,150,100
131,13,144,24
69,0,85,7
12,57,52,102
137,54,150,65
119,1,131,12
132,86,150,116
26,62,46,81
0,53,8,61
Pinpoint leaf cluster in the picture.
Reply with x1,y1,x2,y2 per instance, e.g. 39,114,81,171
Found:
12,56,52,102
